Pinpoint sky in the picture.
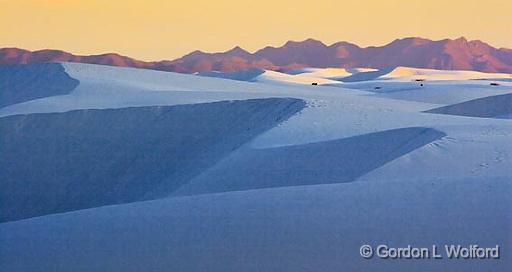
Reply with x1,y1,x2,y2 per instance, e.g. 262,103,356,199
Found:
1,0,511,61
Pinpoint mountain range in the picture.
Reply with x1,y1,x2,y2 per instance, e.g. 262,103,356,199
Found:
2,37,512,73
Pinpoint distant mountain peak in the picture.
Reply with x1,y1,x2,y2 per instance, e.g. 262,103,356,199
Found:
227,45,246,52
224,46,251,56
284,38,326,47
181,50,207,59
389,37,431,47
454,36,468,42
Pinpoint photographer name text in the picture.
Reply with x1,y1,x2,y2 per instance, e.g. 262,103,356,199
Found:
359,244,500,259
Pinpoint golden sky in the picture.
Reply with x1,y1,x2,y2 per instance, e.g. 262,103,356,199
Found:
1,0,511,61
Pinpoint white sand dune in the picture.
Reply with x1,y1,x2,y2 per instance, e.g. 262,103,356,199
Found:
0,98,305,222
0,62,511,271
341,80,512,104
288,67,377,78
255,70,342,85
383,66,512,81
340,66,512,82
1,177,509,271
198,66,512,86
425,93,512,118
198,68,343,85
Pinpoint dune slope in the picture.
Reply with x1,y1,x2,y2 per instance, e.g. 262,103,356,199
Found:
0,63,78,107
425,93,512,118
173,127,446,196
0,177,510,272
0,98,305,222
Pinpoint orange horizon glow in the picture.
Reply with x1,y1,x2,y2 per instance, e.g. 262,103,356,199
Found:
1,0,511,61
